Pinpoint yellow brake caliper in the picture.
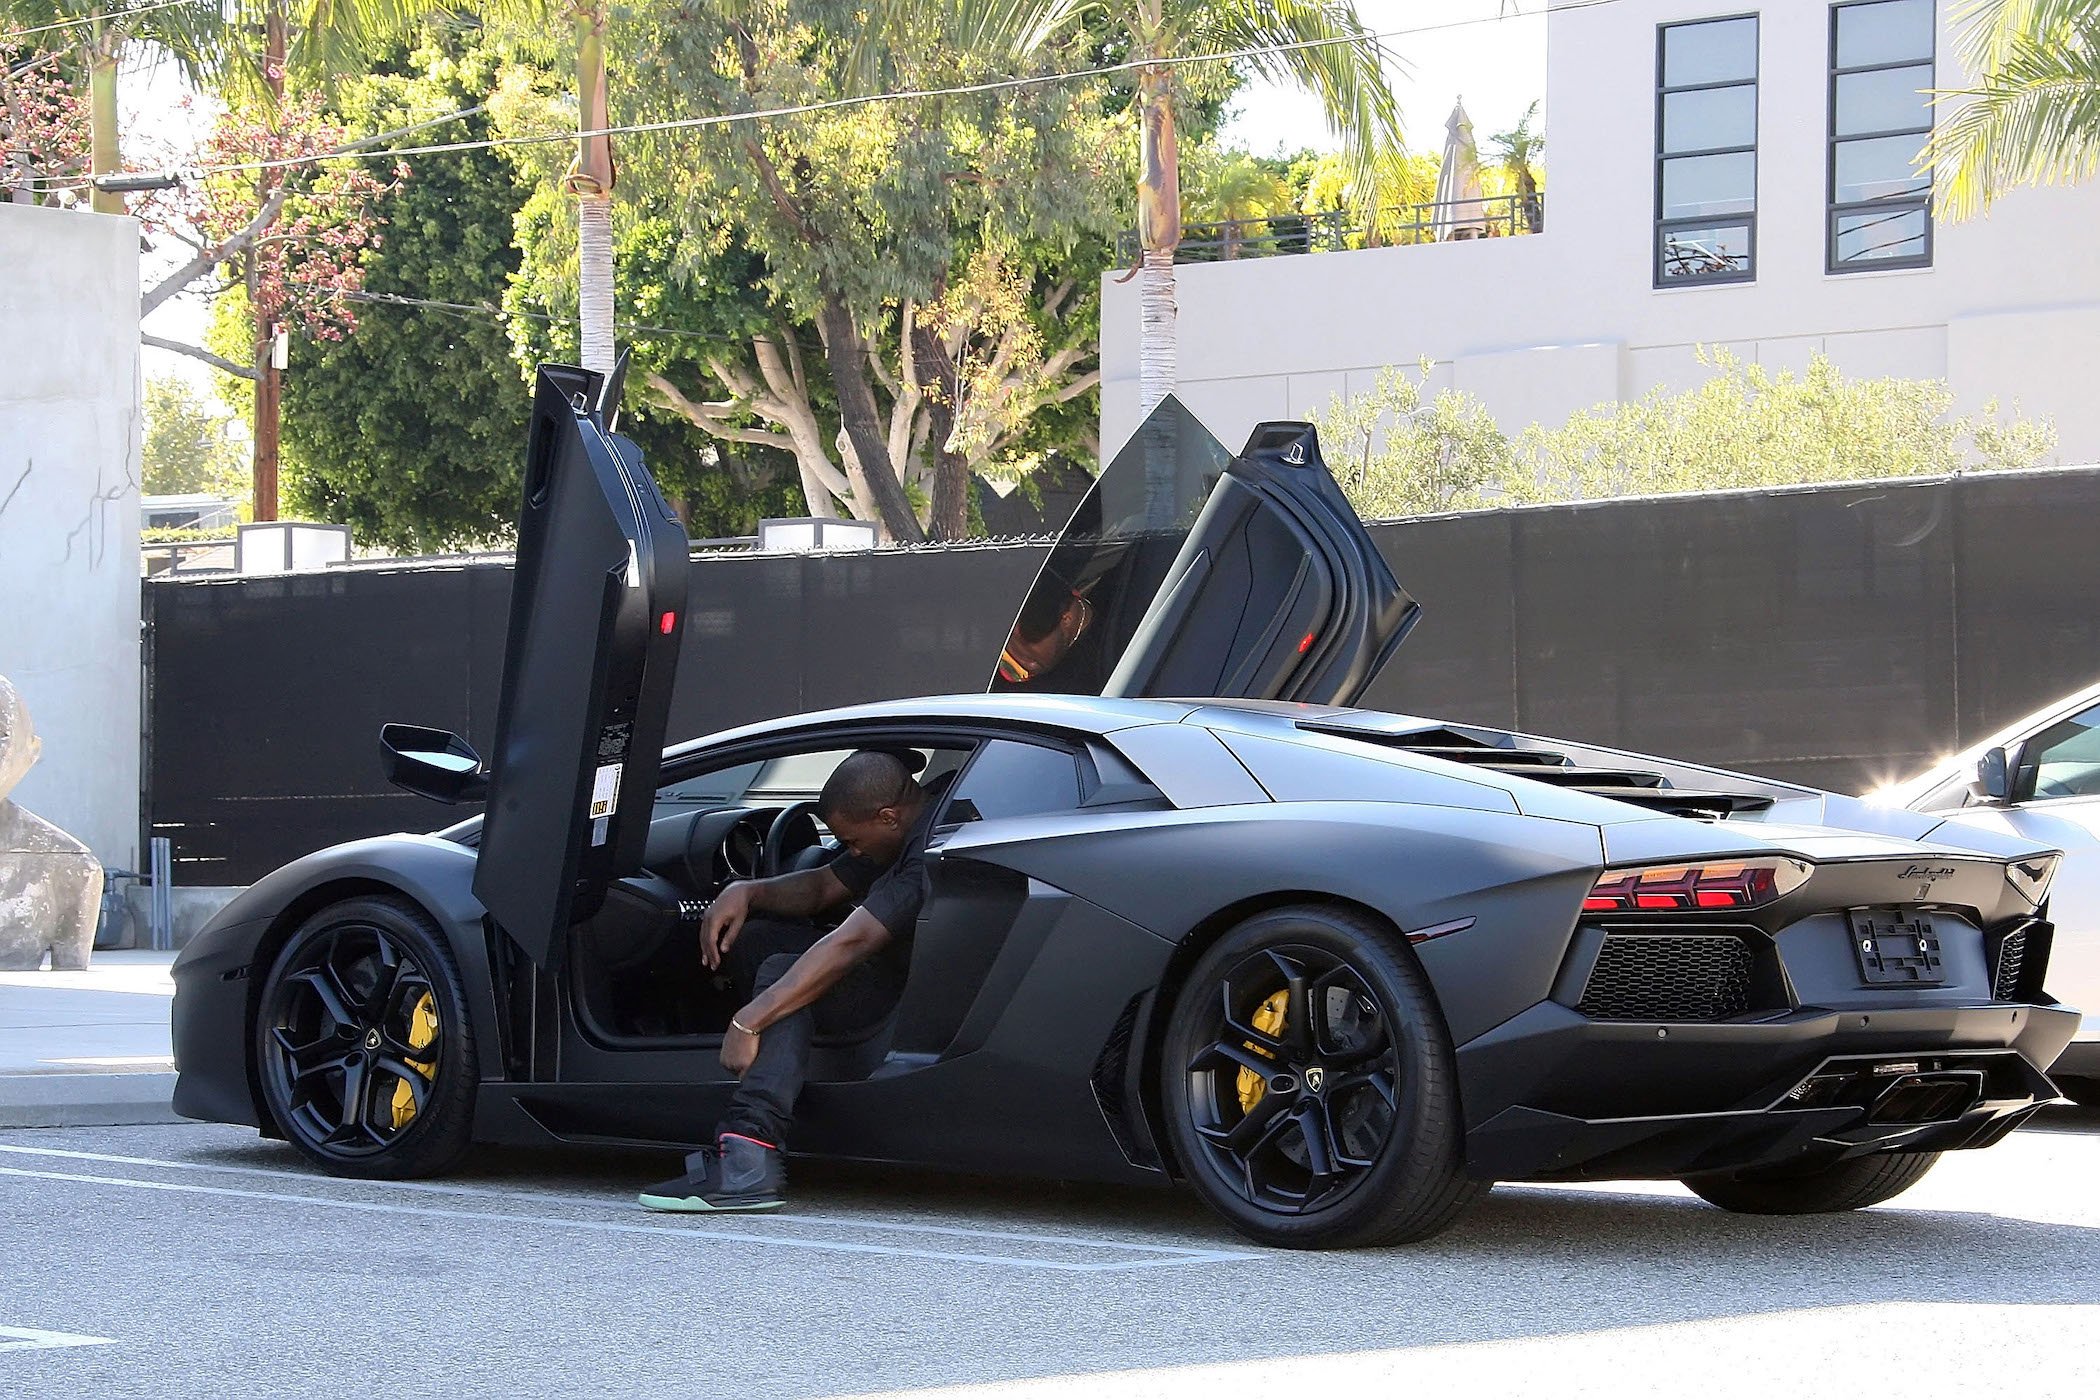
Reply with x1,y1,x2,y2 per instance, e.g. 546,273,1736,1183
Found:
1236,990,1289,1113
388,991,440,1130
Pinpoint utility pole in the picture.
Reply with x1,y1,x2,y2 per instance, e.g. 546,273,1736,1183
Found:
250,2,288,522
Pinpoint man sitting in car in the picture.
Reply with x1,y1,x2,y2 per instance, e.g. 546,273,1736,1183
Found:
639,748,944,1212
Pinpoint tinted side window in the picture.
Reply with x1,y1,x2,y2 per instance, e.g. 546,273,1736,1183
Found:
2025,703,2100,800
946,740,1083,823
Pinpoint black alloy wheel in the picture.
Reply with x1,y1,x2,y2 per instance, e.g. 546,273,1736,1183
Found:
255,895,475,1178
1160,904,1482,1249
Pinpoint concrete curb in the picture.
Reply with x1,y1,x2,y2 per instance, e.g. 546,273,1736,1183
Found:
0,1072,180,1128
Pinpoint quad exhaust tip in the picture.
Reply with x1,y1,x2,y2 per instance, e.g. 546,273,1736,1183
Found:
1783,1059,1988,1124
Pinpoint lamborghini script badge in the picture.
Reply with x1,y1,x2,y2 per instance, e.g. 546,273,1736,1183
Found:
1900,863,1956,898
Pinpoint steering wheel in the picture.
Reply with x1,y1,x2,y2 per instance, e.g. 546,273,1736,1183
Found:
761,800,825,878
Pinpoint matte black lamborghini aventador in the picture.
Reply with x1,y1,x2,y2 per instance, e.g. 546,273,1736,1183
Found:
170,366,2079,1248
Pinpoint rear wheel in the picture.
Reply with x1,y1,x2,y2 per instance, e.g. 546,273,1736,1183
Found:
1684,1151,1940,1215
2054,1075,2100,1108
254,895,476,1178
1158,905,1483,1249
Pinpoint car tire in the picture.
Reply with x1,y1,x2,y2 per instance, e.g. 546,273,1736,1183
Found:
1158,903,1483,1249
2054,1075,2100,1108
254,895,476,1179
1684,1151,1940,1215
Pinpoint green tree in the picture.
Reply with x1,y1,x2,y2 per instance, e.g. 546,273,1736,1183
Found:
1309,362,1514,518
532,0,1128,541
1520,350,2058,501
273,28,533,552
142,374,248,498
914,0,1408,416
1308,351,2059,521
1927,0,2100,218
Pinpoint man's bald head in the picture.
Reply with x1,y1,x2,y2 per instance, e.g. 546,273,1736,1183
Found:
817,750,916,825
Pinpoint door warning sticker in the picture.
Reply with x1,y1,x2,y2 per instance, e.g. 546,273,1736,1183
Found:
589,763,622,822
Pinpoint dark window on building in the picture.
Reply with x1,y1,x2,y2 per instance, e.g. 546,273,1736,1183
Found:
1655,14,1759,287
1828,0,1935,272
943,740,1083,824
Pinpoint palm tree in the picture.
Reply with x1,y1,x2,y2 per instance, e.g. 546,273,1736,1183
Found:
1184,147,1295,257
1488,98,1543,233
268,1,621,372
1926,0,2100,219
2,2,226,213
888,0,1405,416
1124,0,1403,414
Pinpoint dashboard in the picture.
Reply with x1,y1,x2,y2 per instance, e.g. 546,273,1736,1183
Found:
641,804,830,894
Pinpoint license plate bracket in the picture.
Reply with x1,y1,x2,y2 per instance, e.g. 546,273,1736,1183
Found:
1849,910,1944,986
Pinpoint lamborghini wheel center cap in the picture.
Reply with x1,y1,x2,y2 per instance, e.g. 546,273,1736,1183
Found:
1303,1065,1327,1095
363,1028,382,1051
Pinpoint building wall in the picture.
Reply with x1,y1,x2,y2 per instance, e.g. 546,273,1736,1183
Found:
0,205,143,871
1102,0,2100,460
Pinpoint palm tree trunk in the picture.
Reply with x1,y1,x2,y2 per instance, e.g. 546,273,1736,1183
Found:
577,195,615,373
1136,247,1177,417
1134,60,1181,418
572,3,616,375
87,13,122,216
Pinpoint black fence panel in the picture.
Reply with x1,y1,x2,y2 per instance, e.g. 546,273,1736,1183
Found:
146,467,2100,885
1505,478,1961,791
1358,509,1519,728
669,543,1046,738
1952,469,2100,742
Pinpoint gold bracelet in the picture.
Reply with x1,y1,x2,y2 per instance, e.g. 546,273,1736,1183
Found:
730,1017,759,1036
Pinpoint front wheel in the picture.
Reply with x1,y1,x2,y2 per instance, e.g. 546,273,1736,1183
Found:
254,895,476,1178
1158,904,1483,1249
1685,1151,1940,1215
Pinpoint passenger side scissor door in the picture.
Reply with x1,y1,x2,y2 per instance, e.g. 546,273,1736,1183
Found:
990,396,1418,706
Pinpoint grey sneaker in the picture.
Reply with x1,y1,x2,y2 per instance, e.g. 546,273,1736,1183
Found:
638,1134,784,1213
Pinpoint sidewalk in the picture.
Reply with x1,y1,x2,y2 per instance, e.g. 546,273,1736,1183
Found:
0,950,181,1127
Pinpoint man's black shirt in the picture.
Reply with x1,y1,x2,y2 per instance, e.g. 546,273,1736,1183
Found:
825,772,952,978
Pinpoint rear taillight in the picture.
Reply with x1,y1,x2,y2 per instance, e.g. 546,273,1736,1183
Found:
1583,858,1811,914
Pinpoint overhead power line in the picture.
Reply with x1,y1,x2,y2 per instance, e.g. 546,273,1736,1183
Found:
338,288,757,348
1,0,202,43
30,0,1599,192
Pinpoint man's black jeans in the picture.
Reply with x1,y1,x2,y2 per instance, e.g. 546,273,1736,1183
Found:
713,915,900,1150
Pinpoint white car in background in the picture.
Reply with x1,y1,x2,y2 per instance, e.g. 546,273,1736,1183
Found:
1875,681,2100,1104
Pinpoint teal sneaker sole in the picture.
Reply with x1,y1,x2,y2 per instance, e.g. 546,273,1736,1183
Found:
637,1192,785,1214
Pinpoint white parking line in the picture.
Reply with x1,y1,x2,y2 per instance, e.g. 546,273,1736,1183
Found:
0,1161,1252,1275
0,1143,1249,1262
0,1326,117,1353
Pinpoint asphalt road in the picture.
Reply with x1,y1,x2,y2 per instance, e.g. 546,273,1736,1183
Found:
3,1113,2099,1399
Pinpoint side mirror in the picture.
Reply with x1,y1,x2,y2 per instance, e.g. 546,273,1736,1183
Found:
1969,746,2012,805
381,723,488,805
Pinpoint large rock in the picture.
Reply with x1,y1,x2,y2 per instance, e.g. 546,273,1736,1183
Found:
0,676,102,970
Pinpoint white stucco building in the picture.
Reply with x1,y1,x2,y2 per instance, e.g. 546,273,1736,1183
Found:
1101,0,2100,461
0,205,143,873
